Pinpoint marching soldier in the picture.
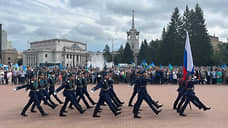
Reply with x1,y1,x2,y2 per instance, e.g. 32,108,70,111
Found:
173,77,184,110
56,74,85,117
178,73,211,116
80,72,96,105
128,72,140,107
91,72,121,117
133,71,162,119
48,72,63,104
30,73,56,112
14,73,48,117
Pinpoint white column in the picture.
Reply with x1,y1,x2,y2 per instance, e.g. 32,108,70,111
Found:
78,55,81,66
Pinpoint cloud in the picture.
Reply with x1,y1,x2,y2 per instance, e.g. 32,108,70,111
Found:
0,0,228,52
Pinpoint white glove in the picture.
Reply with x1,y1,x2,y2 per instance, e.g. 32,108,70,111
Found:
128,85,132,88
90,90,94,93
13,88,17,91
54,91,57,95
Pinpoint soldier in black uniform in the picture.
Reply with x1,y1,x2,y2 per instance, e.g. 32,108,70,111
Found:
108,72,124,106
133,71,162,118
69,72,92,109
173,78,184,110
30,73,56,112
91,72,121,117
48,72,63,104
14,73,48,117
178,73,211,116
56,74,85,116
128,72,140,107
80,72,96,105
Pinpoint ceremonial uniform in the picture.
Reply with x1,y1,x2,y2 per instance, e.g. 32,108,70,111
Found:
15,77,48,117
133,71,162,118
30,77,56,112
128,75,140,107
179,78,210,116
48,74,63,104
80,75,96,105
173,78,184,109
74,76,92,109
56,75,85,116
92,74,121,117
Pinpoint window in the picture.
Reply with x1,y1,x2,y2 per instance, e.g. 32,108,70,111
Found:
8,57,11,60
45,54,48,58
70,55,72,59
67,54,69,58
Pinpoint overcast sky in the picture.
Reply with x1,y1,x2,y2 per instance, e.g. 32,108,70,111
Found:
0,0,228,51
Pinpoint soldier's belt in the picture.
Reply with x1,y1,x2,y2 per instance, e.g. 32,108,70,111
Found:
31,90,39,92
66,89,73,91
187,88,193,90
102,88,109,91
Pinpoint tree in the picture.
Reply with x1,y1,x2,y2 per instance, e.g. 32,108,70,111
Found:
160,7,184,65
103,44,112,62
113,45,124,64
138,39,149,64
190,4,213,65
149,39,162,64
123,43,134,64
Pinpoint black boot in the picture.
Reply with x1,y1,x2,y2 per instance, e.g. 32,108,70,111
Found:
93,113,100,117
114,111,121,116
128,104,133,107
87,106,93,109
69,106,74,110
120,101,124,104
155,110,162,115
59,113,67,117
179,113,187,117
203,107,211,111
134,113,141,119
21,112,27,117
31,110,37,113
41,112,48,117
80,109,86,114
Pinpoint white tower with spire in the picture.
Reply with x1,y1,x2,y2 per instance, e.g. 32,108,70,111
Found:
127,10,139,64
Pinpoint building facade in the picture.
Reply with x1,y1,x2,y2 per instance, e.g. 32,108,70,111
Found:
209,35,223,52
1,49,18,65
1,30,8,50
23,39,88,67
127,10,140,64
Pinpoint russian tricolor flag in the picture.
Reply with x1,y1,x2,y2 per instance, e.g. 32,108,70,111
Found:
183,31,194,80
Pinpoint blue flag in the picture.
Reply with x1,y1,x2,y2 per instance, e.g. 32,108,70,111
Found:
169,64,173,71
60,64,63,70
23,65,26,71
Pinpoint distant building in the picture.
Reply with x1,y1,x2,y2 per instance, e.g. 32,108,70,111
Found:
209,35,223,52
1,30,8,50
127,10,139,64
23,39,88,67
1,49,18,65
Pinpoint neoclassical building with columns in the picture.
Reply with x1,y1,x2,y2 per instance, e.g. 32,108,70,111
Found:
23,39,88,67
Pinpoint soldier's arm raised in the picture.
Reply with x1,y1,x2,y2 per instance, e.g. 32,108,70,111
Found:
14,84,28,91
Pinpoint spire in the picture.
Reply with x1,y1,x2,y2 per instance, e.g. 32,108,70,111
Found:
132,10,135,29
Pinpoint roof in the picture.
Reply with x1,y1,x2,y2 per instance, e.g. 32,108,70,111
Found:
30,39,86,45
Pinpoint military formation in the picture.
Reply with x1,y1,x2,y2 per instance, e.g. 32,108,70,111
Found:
14,66,211,119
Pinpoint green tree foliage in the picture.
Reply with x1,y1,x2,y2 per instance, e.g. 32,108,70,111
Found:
159,7,184,65
103,44,112,62
189,4,213,65
113,4,224,65
138,39,149,64
123,43,134,64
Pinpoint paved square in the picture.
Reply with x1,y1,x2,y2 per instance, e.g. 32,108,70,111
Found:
0,84,227,128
